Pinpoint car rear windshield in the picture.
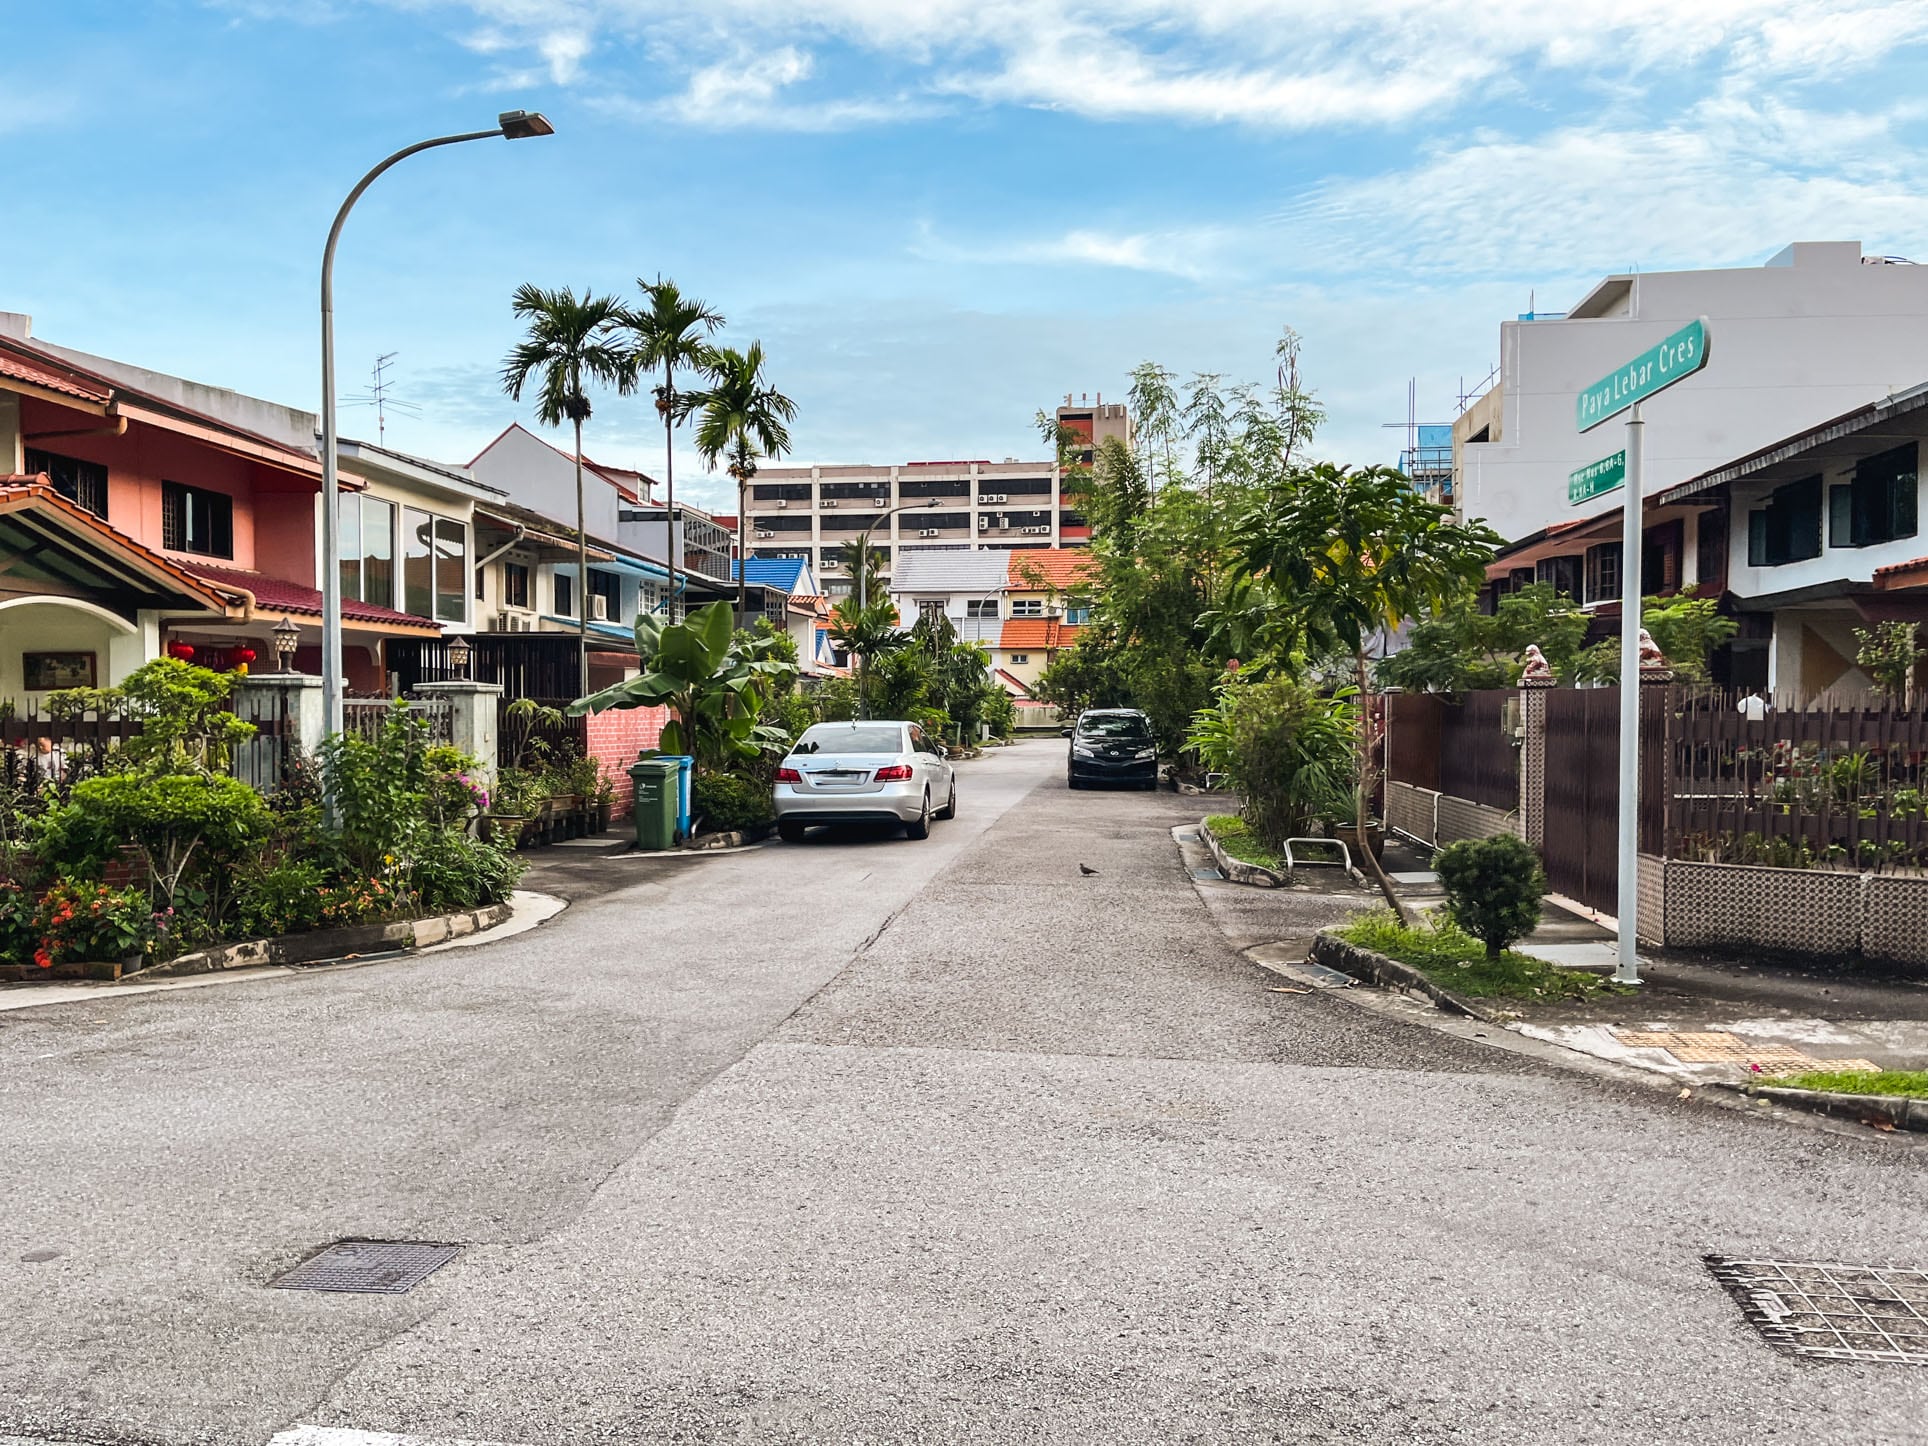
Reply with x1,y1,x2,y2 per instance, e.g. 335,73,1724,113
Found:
1078,715,1151,740
794,725,906,754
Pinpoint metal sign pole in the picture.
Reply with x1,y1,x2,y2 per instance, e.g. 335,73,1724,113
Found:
1614,402,1644,985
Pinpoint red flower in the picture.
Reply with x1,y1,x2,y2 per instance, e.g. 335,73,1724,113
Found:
33,948,52,969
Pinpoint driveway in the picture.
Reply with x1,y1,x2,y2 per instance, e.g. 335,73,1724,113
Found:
1,738,1924,1444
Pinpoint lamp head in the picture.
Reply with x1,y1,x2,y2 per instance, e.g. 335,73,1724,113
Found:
498,110,556,140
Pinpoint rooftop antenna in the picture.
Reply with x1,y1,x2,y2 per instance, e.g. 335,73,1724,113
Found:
340,351,421,444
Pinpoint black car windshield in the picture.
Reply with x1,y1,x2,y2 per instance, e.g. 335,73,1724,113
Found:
794,725,906,754
1077,715,1151,740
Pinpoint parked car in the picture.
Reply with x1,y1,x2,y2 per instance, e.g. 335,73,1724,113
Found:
774,719,957,841
1065,708,1159,789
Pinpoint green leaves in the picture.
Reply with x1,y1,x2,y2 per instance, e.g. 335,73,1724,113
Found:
500,284,634,427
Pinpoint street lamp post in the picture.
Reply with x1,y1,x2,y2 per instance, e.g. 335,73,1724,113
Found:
319,110,554,745
852,498,938,718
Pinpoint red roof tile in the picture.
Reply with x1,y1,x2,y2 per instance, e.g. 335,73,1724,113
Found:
182,563,441,632
997,618,1083,651
0,349,112,404
0,480,232,609
1004,548,1098,591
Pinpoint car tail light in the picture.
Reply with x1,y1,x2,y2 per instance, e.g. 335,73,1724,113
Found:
873,764,913,781
774,767,802,783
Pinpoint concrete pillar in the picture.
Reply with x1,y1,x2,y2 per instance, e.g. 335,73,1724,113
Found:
413,679,504,787
1519,683,1550,850
235,672,325,759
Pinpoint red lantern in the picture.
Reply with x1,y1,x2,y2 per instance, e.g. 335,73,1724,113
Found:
167,641,196,661
233,646,256,666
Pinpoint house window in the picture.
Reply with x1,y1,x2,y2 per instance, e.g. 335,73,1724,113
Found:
161,481,233,558
434,518,467,624
339,494,395,609
588,568,622,622
1009,653,1030,664
24,447,107,519
1829,443,1918,549
1583,542,1621,604
502,562,530,610
918,600,945,623
1535,555,1581,599
1011,598,1045,618
1696,502,1728,594
966,599,999,619
395,508,466,622
1063,604,1091,624
1748,475,1824,567
553,571,575,619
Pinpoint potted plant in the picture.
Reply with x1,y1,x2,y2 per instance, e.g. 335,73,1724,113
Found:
562,754,603,834
591,766,615,832
487,768,543,846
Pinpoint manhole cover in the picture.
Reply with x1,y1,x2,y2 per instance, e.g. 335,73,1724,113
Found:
272,1240,462,1294
1706,1257,1928,1364
1191,866,1224,881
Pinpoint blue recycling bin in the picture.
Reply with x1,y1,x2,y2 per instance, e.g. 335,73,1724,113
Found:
659,754,693,841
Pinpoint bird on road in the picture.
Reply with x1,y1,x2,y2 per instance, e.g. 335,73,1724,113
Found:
1079,863,1099,876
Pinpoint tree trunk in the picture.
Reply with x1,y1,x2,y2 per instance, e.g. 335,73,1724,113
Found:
1355,647,1407,922
662,359,678,624
736,471,749,627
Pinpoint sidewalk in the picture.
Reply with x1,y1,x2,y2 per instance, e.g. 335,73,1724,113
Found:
1388,861,1928,1086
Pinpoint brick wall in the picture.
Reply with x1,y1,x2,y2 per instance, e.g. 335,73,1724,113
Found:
583,707,669,819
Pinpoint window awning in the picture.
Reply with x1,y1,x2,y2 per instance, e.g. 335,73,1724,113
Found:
0,479,234,615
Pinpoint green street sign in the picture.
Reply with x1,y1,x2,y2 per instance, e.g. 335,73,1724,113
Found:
1576,317,1711,432
1569,451,1626,504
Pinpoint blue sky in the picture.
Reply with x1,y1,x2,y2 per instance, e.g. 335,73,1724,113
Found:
7,0,1928,509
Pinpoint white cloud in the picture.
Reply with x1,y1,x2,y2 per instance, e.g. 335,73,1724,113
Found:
626,44,939,130
913,222,1235,281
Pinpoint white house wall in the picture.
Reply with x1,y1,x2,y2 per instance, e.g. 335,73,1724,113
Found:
470,426,624,543
1461,243,1928,545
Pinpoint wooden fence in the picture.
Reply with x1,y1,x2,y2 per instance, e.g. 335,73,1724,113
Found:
1385,690,1518,811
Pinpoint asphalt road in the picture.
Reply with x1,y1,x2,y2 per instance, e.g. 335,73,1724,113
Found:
2,739,1926,1445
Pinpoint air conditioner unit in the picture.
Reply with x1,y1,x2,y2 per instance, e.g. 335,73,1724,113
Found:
918,528,939,537
756,529,775,539
990,493,1007,504
822,499,838,508
776,498,788,509
999,519,1011,530
977,517,990,531
590,596,610,621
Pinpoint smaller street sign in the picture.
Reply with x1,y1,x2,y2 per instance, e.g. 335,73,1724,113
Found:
1569,450,1626,505
1576,317,1711,432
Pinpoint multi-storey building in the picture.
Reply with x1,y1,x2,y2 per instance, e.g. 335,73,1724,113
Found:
740,399,1127,595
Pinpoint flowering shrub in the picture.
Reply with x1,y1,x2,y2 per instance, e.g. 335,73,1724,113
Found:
315,875,405,927
32,881,162,968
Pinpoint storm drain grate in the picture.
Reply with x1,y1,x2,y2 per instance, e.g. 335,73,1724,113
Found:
1706,1257,1928,1365
272,1240,462,1295
1191,866,1224,881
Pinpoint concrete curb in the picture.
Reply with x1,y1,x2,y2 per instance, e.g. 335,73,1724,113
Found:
124,901,515,981
1199,817,1289,888
1308,929,1500,1024
1739,1083,1928,1132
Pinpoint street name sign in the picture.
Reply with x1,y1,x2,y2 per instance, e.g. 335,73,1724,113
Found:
1575,318,1711,432
1568,450,1626,505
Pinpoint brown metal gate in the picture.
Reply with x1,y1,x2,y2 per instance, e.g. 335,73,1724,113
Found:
1540,687,1664,916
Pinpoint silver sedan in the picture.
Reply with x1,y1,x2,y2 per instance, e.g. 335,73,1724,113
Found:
774,719,957,841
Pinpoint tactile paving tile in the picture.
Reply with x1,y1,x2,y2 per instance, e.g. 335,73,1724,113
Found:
1608,1029,1879,1073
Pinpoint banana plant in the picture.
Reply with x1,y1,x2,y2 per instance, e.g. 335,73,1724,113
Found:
568,600,798,772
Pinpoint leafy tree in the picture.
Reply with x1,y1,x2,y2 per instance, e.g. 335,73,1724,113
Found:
1031,637,1132,720
680,342,796,621
46,657,255,772
827,538,906,718
1573,591,1738,686
1854,619,1922,700
1221,462,1502,916
569,600,798,773
39,772,269,915
625,277,724,621
501,284,634,692
1379,584,1590,693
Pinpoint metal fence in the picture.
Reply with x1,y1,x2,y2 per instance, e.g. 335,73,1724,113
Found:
1665,688,1928,870
1385,690,1518,810
342,697,454,747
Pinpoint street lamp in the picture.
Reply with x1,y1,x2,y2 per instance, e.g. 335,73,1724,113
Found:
319,111,554,745
272,615,300,673
852,498,938,718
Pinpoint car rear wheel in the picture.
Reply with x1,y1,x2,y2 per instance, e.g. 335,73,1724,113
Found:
904,792,932,840
937,780,957,819
777,819,807,843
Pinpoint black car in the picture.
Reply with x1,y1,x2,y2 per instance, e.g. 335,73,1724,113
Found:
1065,708,1159,789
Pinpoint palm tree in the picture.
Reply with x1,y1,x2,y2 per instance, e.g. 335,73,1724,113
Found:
681,342,797,622
500,284,633,695
625,278,724,622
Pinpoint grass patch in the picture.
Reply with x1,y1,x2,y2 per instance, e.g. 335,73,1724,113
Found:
1334,909,1626,1002
1205,814,1284,871
1766,1070,1928,1099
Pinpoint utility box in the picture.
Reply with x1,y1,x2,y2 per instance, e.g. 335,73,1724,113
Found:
628,757,682,851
